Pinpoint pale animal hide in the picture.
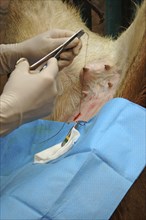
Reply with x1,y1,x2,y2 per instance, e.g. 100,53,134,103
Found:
1,0,146,122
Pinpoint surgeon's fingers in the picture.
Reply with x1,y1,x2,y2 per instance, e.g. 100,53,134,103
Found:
40,58,59,79
72,39,82,55
58,59,73,70
59,50,75,61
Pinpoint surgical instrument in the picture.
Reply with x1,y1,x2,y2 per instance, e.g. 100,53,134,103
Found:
30,29,85,70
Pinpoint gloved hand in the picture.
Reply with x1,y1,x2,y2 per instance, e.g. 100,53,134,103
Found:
0,57,59,136
0,29,82,75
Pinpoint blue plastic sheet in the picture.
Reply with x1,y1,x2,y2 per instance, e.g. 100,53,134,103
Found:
0,98,145,220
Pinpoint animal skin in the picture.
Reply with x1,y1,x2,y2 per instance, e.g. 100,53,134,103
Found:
0,0,146,219
1,0,145,123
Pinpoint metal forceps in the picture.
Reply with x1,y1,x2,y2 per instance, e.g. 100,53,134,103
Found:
30,29,85,71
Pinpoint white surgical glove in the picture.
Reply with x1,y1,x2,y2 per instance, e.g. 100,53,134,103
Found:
0,29,82,75
0,57,59,136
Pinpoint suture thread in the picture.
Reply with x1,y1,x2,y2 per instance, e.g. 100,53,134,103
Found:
84,32,89,67
36,32,89,145
77,32,89,117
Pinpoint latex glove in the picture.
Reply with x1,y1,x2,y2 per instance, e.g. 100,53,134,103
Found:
0,29,82,75
0,57,59,136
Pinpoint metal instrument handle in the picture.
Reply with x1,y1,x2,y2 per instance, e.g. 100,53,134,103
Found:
30,29,85,70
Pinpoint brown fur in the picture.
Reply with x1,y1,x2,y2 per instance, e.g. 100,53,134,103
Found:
1,0,145,122
0,1,146,218
110,167,146,220
116,31,146,107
